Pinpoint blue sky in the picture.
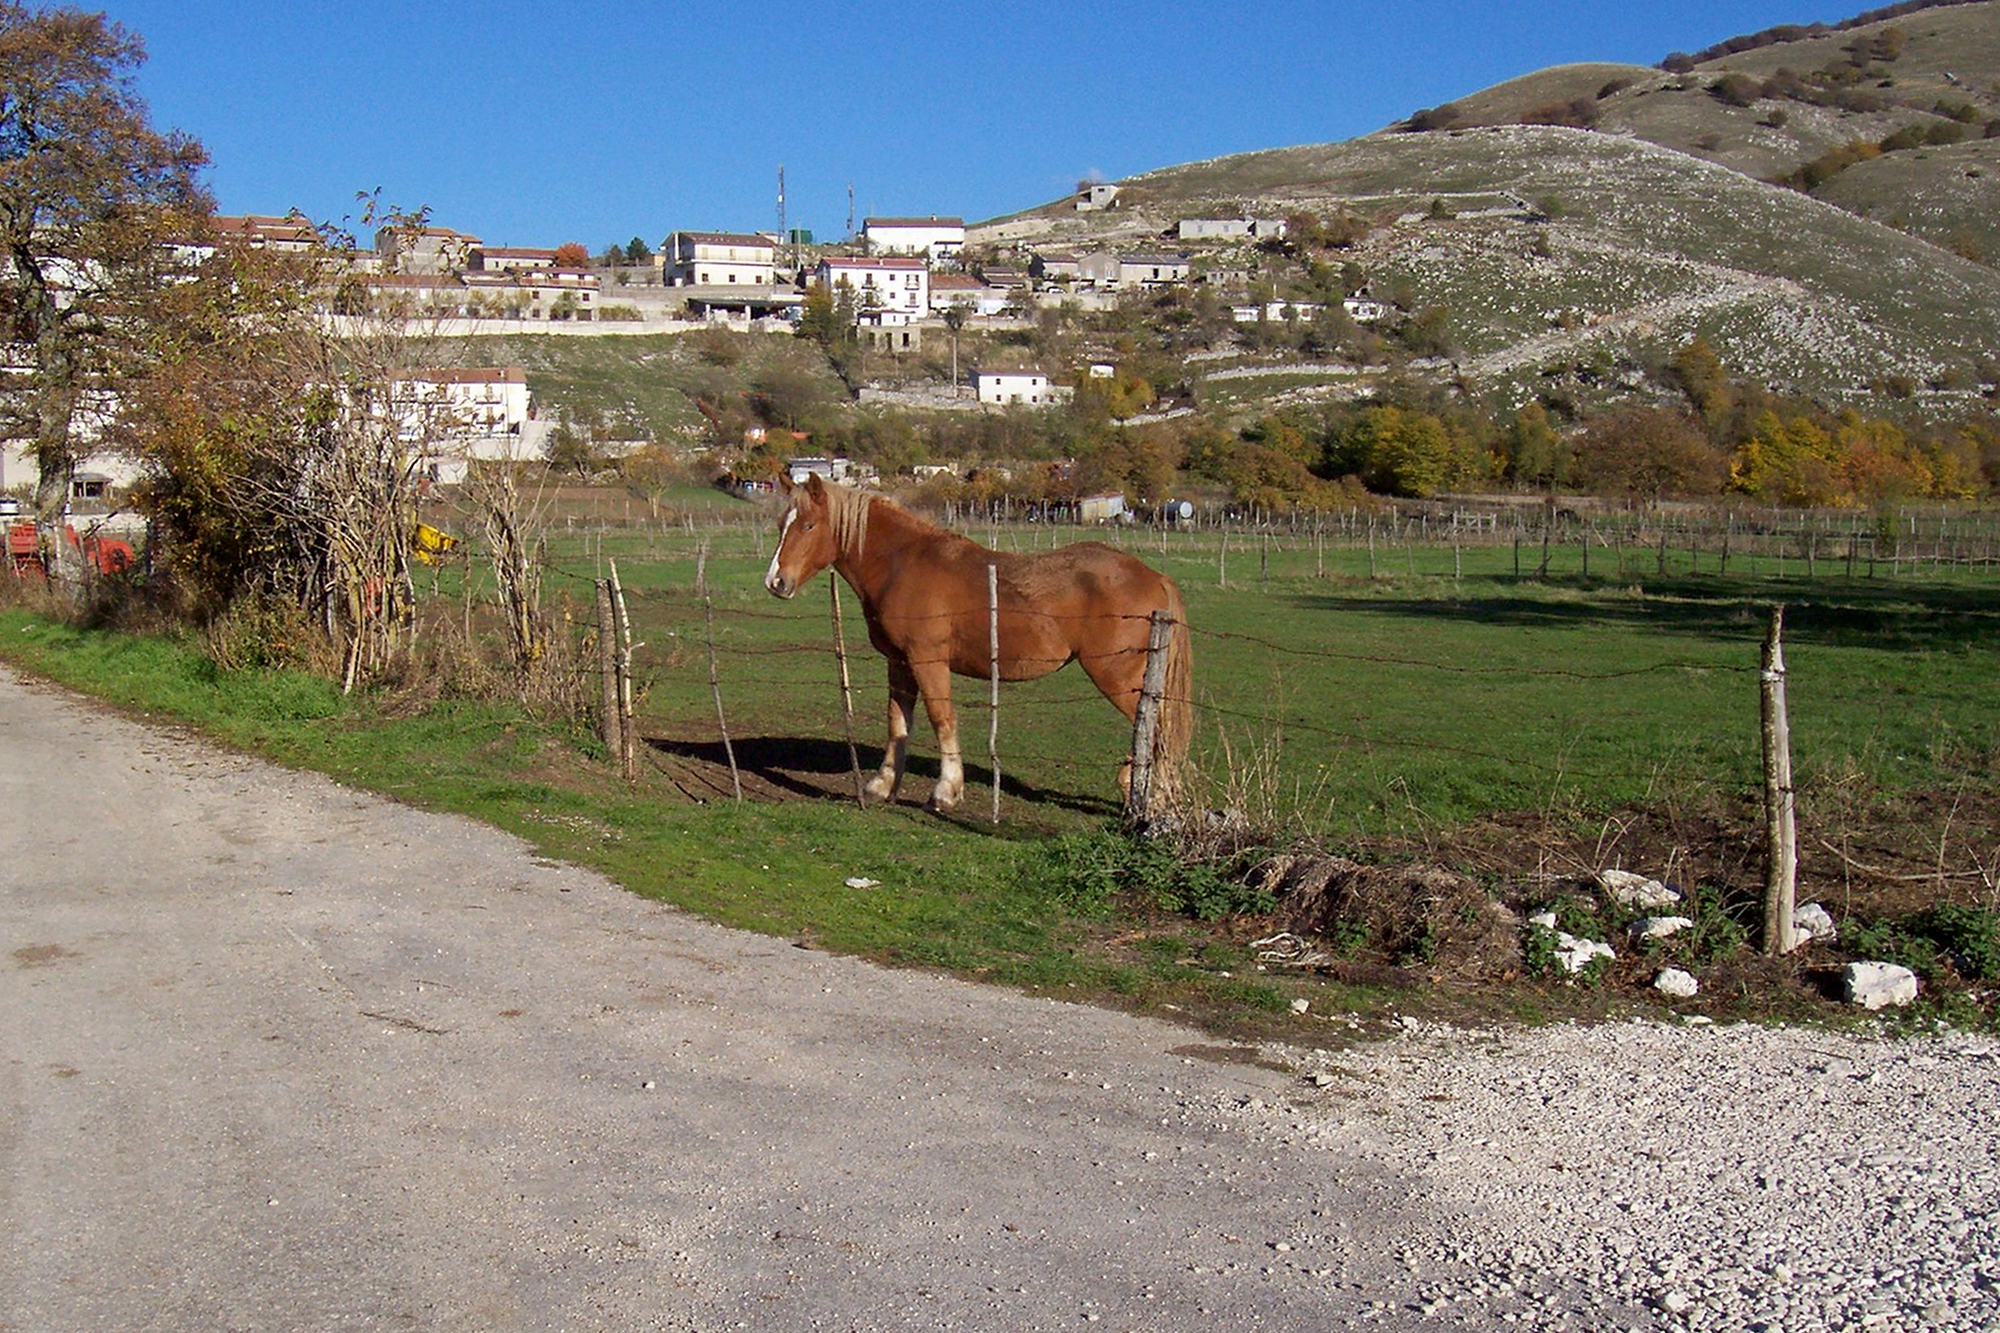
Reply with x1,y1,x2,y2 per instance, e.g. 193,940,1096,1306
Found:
109,1,1822,249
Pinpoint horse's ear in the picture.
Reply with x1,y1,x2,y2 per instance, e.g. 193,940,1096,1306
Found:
805,472,828,499
776,472,794,497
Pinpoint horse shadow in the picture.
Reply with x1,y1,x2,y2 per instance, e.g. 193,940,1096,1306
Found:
645,733,1120,819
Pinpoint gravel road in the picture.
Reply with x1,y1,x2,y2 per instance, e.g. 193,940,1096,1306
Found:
4,662,1997,1332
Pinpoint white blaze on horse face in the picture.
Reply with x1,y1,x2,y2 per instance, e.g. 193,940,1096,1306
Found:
765,504,797,597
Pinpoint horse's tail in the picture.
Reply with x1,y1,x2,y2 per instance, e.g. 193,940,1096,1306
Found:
1150,577,1194,810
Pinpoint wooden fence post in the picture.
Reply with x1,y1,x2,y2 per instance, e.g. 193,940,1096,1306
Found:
608,559,639,785
988,563,1001,824
1124,609,1175,828
830,576,865,806
1761,604,1798,955
595,578,621,755
691,546,740,802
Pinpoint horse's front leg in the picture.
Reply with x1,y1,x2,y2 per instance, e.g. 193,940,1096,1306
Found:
866,656,918,804
911,657,964,812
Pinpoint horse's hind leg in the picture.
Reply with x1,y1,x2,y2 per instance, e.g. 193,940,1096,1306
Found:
910,658,964,812
1079,643,1146,799
866,657,918,804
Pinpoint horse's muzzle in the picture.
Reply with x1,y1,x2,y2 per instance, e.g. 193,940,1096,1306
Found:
765,572,796,599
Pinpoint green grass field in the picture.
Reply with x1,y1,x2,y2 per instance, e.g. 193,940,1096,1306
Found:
6,504,1995,1032
537,509,1998,844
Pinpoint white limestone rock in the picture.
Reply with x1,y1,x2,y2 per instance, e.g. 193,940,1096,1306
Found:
1654,968,1700,998
1630,915,1695,940
1792,902,1838,945
1596,869,1679,910
1553,931,1614,975
1845,961,1919,1010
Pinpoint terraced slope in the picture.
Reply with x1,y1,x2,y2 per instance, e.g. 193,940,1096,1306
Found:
974,4,2000,410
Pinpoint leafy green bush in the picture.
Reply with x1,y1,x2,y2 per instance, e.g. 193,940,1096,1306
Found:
1024,828,1275,923
1922,904,2000,980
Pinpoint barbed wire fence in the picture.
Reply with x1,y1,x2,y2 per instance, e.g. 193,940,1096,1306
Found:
456,497,1995,908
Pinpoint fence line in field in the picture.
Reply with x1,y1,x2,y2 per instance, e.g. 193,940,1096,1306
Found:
480,498,1995,822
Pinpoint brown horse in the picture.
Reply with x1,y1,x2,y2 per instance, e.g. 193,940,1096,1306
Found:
764,474,1191,812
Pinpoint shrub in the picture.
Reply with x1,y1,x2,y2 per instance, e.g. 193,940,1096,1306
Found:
1923,904,2000,980
1711,73,1762,107
1406,104,1463,133
1028,828,1275,923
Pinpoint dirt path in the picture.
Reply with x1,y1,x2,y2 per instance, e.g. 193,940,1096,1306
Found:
0,666,1433,1332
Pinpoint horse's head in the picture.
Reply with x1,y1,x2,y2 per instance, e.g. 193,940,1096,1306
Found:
764,472,839,599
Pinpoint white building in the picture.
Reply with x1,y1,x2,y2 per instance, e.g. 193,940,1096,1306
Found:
375,224,481,275
928,273,1010,317
662,231,777,287
816,256,929,326
1118,253,1190,288
862,216,964,262
1232,300,1326,323
472,246,560,273
974,369,1071,407
1177,217,1287,241
517,268,599,319
390,367,548,483
210,213,321,252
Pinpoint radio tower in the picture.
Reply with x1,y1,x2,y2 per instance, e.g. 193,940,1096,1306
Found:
847,183,855,242
777,165,787,265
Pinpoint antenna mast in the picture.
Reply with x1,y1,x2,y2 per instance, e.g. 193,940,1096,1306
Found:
847,183,855,241
777,164,787,266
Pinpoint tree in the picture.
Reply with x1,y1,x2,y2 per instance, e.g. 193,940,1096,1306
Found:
552,241,589,268
1327,405,1479,498
625,235,651,265
940,304,968,394
1572,408,1726,500
0,4,209,547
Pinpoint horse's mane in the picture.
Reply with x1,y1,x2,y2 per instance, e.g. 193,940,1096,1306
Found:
819,482,951,559
822,480,873,558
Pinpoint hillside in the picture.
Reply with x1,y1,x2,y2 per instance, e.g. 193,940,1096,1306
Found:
1392,1,2000,255
974,1,2000,414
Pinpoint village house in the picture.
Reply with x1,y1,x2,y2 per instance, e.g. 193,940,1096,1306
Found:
816,256,929,326
1118,253,1191,288
1075,184,1121,211
393,367,532,438
517,268,599,319
861,216,965,263
364,271,470,316
662,231,777,287
1233,300,1326,323
210,212,320,252
1176,217,1287,241
928,273,1009,317
390,366,546,483
1028,252,1082,287
974,369,1071,407
471,246,559,273
1076,251,1122,289
784,455,856,485
375,224,481,275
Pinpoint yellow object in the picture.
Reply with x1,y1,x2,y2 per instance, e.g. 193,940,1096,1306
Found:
412,522,458,566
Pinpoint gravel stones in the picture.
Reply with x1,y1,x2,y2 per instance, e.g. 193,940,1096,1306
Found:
1250,1021,2000,1332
